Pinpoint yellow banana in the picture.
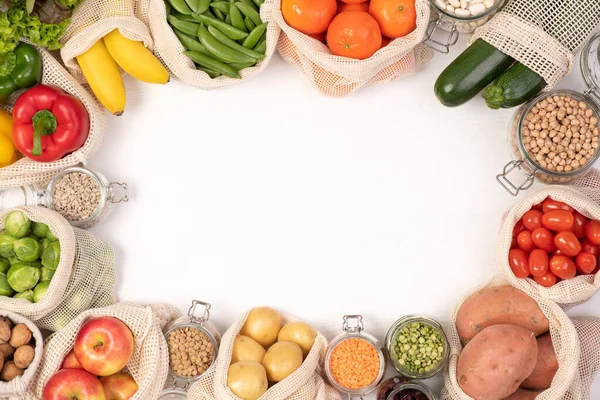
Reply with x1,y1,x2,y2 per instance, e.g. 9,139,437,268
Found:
103,30,170,85
77,39,126,115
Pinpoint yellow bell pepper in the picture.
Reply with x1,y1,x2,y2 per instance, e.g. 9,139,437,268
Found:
0,109,16,168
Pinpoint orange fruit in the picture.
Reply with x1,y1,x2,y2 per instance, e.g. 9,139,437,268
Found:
337,1,369,13
340,0,367,3
282,0,337,35
308,32,327,43
369,0,416,39
326,11,382,60
380,37,391,48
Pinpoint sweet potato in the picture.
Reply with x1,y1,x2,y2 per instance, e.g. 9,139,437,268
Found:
520,333,558,390
456,285,549,344
503,388,543,400
457,324,538,400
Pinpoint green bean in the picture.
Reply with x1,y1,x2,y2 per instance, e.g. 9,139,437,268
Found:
171,12,197,22
165,0,172,15
197,0,211,14
244,17,256,31
197,67,222,78
229,62,255,71
183,51,240,78
252,0,264,7
253,37,266,53
213,8,225,20
242,22,266,49
235,2,262,26
198,24,256,63
207,25,265,60
192,13,249,40
166,0,192,15
168,15,200,36
210,2,231,14
183,0,199,13
238,0,258,11
229,3,247,33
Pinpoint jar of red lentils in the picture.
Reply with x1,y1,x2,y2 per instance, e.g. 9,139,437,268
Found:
324,315,386,399
497,32,600,196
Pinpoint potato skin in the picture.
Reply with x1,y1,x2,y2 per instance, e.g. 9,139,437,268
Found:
521,333,558,390
456,286,549,344
503,388,543,400
457,324,538,400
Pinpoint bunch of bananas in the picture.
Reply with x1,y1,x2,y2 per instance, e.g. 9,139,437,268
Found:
77,30,170,115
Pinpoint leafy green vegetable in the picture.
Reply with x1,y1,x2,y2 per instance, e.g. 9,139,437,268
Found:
0,50,15,76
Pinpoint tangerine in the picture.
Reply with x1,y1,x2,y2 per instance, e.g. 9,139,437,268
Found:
326,11,382,60
282,0,337,35
369,0,416,39
380,37,391,48
340,0,367,3
337,1,369,13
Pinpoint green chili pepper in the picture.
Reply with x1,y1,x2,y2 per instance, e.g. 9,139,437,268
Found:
213,8,226,20
211,2,231,14
197,0,211,14
229,62,255,71
207,25,264,60
238,0,258,11
242,22,267,49
253,38,266,53
166,0,193,15
168,15,200,36
0,43,42,104
171,12,198,22
235,2,262,26
198,25,256,63
244,17,256,31
183,51,240,78
183,0,200,13
229,3,248,33
192,13,249,40
197,67,222,78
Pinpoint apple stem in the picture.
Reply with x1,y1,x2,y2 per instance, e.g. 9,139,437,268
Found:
93,342,104,349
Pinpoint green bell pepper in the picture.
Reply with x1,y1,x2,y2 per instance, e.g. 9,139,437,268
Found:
0,42,43,104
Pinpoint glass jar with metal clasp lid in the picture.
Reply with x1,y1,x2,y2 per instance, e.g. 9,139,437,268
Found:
159,300,221,400
377,376,438,400
497,32,600,196
424,0,506,54
324,315,386,400
0,165,128,227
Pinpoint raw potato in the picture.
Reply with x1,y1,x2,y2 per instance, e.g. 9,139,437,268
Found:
14,344,35,369
456,286,549,344
457,324,538,400
277,322,317,357
1,361,24,382
240,307,282,348
521,333,558,390
262,341,303,382
232,335,266,364
227,361,268,400
503,388,543,400
9,324,31,348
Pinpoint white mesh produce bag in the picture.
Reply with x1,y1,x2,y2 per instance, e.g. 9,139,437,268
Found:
571,317,600,399
271,0,431,97
27,303,180,400
0,206,116,331
188,307,341,400
472,0,600,89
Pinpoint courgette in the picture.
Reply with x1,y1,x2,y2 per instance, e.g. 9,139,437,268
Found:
482,62,547,109
434,39,514,107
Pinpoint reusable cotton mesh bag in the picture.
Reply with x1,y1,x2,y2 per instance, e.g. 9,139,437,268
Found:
271,0,431,97
60,0,154,83
472,0,600,89
0,46,106,190
188,307,341,400
571,317,600,399
138,0,280,88
0,206,116,331
27,303,180,400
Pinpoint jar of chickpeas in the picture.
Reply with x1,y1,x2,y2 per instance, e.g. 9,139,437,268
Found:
497,32,600,196
324,315,386,399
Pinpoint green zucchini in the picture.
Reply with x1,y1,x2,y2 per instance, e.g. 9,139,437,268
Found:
482,62,547,109
434,39,514,107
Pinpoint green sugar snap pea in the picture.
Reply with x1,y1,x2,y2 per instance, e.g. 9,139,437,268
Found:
183,51,240,78
238,0,258,11
171,12,197,22
168,15,200,36
198,24,256,63
192,13,248,40
207,25,264,60
242,22,267,49
197,0,211,14
244,17,256,31
210,2,231,14
252,0,264,6
174,30,211,55
235,1,262,26
229,62,255,71
213,7,226,20
253,38,266,53
230,3,247,33
183,0,200,13
166,0,192,15
197,67,222,78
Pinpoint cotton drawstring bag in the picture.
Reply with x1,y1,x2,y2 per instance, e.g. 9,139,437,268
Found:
138,0,280,88
59,0,154,83
188,307,341,400
27,303,180,400
271,0,431,97
0,206,116,332
0,45,106,190
571,317,600,399
472,0,600,89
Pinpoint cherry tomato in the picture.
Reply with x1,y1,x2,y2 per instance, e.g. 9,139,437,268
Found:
585,220,600,245
554,249,564,256
554,231,582,257
532,202,544,211
511,236,518,249
522,210,543,231
529,249,549,277
543,199,574,213
542,210,574,231
513,219,526,238
531,228,556,253
576,252,597,275
581,238,600,257
534,271,558,287
549,255,577,280
509,249,530,278
572,211,588,239
517,231,536,253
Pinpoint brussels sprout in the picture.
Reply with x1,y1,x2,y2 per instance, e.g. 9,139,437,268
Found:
13,237,41,262
40,266,55,282
42,241,60,270
0,258,9,274
33,281,50,303
8,256,20,265
29,260,42,269
31,222,56,240
0,273,14,297
7,263,40,292
0,233,16,258
13,290,33,302
5,211,31,239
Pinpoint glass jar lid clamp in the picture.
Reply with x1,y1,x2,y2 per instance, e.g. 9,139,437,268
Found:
188,299,211,325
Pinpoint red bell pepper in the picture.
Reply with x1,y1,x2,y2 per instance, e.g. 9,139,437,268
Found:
12,85,90,162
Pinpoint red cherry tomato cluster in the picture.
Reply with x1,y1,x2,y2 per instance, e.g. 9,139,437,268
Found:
509,198,600,287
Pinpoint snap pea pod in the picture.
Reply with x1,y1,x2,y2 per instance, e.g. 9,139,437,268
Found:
230,3,247,33
229,62,255,70
166,0,192,15
225,14,232,24
197,0,211,14
203,8,216,18
183,0,199,13
210,2,230,14
174,30,212,55
192,13,249,40
207,25,264,60
198,24,256,63
235,1,262,26
171,12,197,22
165,0,172,15
168,15,200,36
242,22,266,49
184,51,240,78
252,0,264,6
197,67,222,78
213,8,226,20
238,0,258,11
244,17,256,31
254,37,266,53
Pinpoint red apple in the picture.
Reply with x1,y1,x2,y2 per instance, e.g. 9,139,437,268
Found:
42,369,106,400
100,373,138,400
74,317,134,376
61,350,83,370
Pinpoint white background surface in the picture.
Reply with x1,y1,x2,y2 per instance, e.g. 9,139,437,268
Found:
88,34,600,398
